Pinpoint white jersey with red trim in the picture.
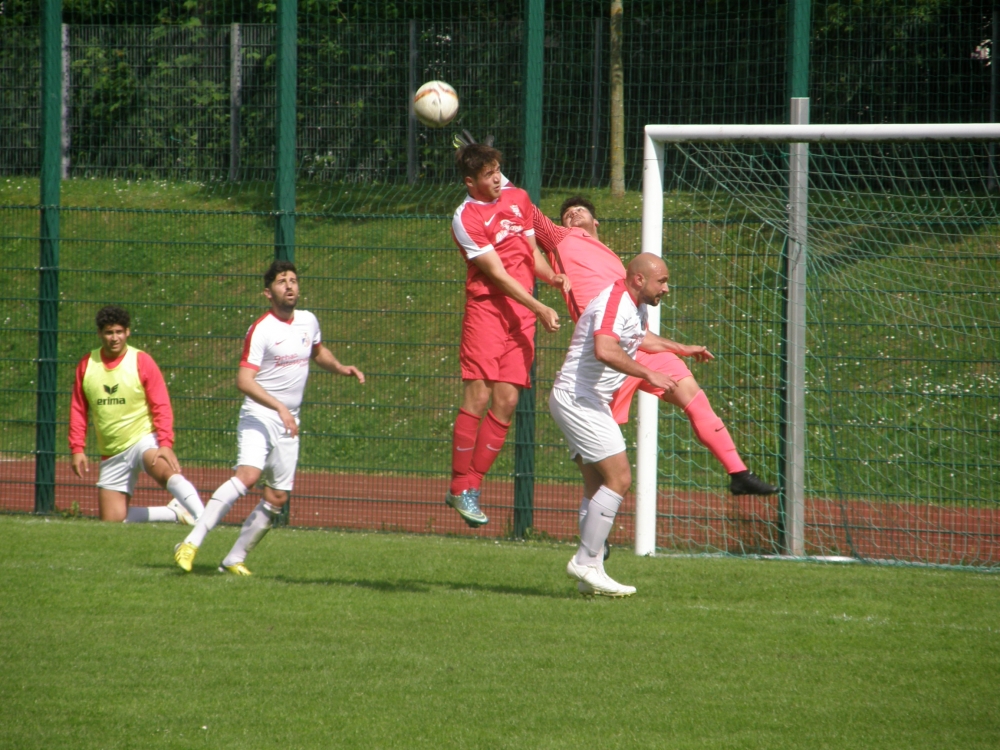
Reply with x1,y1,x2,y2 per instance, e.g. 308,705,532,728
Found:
552,279,647,404
238,310,321,420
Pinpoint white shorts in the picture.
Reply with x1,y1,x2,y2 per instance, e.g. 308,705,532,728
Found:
235,413,300,491
548,387,626,464
97,433,159,495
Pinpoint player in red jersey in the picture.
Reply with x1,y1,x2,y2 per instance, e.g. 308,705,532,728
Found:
534,195,778,498
447,143,570,527
69,305,205,524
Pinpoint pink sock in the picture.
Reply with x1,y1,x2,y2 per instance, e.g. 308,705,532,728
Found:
467,410,510,488
449,408,482,495
682,390,747,474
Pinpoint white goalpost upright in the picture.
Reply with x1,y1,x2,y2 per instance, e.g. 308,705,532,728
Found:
635,121,1000,558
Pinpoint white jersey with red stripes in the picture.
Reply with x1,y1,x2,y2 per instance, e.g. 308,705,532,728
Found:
238,310,321,420
552,278,647,404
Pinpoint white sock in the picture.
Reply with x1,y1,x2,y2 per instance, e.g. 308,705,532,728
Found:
222,500,280,567
125,506,178,523
578,496,591,536
166,474,205,519
575,486,623,567
183,477,247,547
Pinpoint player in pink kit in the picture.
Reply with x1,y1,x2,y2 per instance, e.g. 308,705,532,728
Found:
534,195,778,499
447,143,570,527
173,261,365,575
551,253,679,596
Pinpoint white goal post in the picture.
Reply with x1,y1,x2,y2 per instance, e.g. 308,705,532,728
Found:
635,122,1000,557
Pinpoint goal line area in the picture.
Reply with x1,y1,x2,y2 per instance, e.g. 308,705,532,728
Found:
635,123,1000,568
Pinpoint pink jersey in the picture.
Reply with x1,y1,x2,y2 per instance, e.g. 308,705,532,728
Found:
239,310,321,420
552,279,648,404
531,204,626,322
451,184,536,299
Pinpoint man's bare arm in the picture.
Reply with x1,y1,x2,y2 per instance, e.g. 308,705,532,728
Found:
312,344,365,383
594,334,677,393
236,365,299,436
470,250,561,332
637,332,714,362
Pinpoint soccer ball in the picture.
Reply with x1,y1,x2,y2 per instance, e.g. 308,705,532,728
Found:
413,81,459,129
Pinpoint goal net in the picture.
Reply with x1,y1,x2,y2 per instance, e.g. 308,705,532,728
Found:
637,124,1000,567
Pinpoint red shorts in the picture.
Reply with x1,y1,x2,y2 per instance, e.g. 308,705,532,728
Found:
459,295,536,388
609,350,694,424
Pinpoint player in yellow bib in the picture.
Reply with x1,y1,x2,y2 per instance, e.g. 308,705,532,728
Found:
69,305,206,524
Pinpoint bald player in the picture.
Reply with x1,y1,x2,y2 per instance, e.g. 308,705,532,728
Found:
550,254,679,597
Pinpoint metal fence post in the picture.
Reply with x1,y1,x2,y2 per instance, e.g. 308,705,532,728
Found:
230,23,241,182
61,23,70,179
274,0,297,525
36,0,63,514
513,0,544,538
407,19,418,185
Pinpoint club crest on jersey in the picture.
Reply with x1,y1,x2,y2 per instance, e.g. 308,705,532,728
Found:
510,204,523,218
301,332,309,348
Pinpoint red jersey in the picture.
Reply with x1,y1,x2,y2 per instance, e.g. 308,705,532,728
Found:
451,184,536,299
531,204,627,322
69,347,174,455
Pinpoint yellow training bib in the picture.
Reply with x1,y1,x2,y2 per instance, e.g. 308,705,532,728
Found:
81,346,154,456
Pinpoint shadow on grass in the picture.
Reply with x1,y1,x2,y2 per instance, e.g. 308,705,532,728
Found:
149,564,585,599
271,574,573,599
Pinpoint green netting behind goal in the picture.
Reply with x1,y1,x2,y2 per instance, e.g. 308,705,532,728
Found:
653,139,999,566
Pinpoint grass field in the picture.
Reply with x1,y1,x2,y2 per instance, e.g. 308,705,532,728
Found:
1,514,998,749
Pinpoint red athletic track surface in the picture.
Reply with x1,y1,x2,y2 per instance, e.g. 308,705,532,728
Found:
2,460,997,566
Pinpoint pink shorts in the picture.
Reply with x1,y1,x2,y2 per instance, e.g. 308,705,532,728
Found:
459,295,535,388
609,350,693,424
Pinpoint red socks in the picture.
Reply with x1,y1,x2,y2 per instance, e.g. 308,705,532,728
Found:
450,409,511,494
682,390,748,474
468,410,510,486
450,408,482,494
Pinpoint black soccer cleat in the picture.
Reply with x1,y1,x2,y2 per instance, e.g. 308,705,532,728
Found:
729,470,779,496
603,540,611,562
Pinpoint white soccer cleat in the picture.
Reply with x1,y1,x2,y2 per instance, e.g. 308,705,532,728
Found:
167,499,195,526
566,557,636,598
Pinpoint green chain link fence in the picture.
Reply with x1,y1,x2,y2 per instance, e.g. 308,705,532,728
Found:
1,0,997,565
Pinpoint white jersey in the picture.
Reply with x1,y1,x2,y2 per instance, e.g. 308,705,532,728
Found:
238,310,321,421
552,279,647,404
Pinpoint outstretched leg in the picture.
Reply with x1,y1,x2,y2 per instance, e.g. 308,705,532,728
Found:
612,350,778,496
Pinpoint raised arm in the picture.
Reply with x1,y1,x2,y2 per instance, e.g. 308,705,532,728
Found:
530,235,571,295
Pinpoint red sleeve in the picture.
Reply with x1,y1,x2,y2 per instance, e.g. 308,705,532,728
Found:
518,188,534,233
594,280,627,342
530,204,570,255
68,355,91,454
137,351,174,449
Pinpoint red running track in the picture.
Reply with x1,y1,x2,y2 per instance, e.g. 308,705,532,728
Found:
2,459,997,566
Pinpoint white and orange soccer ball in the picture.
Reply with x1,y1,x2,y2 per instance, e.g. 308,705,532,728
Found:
413,80,459,128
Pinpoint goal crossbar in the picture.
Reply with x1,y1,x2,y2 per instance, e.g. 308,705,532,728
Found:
645,123,1000,143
